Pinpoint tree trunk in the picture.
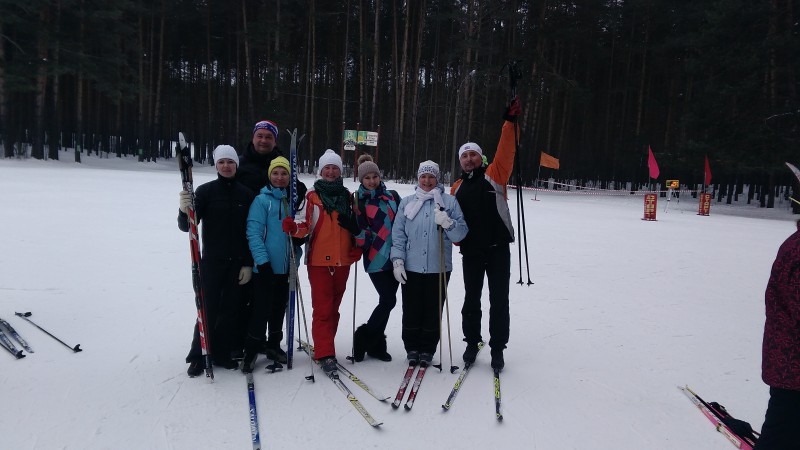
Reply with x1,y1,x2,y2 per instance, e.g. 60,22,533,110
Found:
370,0,380,129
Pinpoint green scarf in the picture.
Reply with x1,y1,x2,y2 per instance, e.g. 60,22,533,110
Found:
314,178,350,217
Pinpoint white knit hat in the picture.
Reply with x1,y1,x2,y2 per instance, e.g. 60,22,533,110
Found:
458,142,483,159
213,145,239,166
417,160,440,179
317,149,343,175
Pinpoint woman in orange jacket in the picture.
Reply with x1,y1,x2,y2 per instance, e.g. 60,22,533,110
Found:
282,149,362,375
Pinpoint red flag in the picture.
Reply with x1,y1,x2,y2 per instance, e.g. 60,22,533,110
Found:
647,146,660,179
704,155,712,186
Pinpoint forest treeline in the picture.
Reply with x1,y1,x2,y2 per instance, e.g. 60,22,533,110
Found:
1,0,798,188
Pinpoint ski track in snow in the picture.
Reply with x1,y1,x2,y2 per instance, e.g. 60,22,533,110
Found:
0,154,797,449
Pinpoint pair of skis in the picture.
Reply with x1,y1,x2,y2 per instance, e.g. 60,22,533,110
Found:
299,340,387,427
392,360,430,411
0,316,33,358
439,342,503,420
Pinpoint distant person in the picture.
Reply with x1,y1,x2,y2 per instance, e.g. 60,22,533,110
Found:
391,160,467,366
242,156,299,372
282,149,361,375
350,154,402,362
450,96,520,371
753,219,800,450
178,145,254,377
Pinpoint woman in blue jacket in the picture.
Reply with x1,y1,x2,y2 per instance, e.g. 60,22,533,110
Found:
390,160,468,366
243,156,296,372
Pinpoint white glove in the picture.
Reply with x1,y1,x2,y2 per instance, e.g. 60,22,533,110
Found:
238,267,252,285
392,260,407,285
179,191,192,213
434,208,454,229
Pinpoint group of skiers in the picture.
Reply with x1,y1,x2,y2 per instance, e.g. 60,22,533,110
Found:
176,96,522,378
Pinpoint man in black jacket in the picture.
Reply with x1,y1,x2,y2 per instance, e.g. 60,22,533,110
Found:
238,120,307,202
178,145,255,377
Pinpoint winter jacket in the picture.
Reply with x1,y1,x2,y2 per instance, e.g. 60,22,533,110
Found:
390,187,468,274
178,174,254,265
246,184,292,275
237,142,307,207
354,183,402,273
761,228,800,391
450,120,517,254
289,189,360,267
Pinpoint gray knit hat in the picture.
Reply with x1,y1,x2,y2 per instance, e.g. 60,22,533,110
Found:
357,154,380,181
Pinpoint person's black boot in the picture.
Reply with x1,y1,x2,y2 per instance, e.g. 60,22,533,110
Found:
366,333,392,362
187,360,203,377
490,347,505,371
463,343,480,364
241,346,258,374
265,334,288,364
352,324,371,362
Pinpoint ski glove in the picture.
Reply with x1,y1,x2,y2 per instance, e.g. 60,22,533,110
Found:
434,208,454,230
256,263,273,277
238,267,252,285
179,190,192,213
282,217,298,234
392,259,407,285
504,95,521,123
337,212,361,236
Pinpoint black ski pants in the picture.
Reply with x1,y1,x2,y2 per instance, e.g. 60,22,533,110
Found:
246,270,290,348
461,243,511,351
753,386,800,450
365,270,400,334
401,271,450,355
186,258,244,363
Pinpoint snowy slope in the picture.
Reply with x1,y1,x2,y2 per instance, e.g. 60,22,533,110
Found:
0,154,796,450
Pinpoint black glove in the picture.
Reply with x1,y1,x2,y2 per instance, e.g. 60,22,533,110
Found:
256,263,274,276
294,182,308,210
337,212,361,236
504,95,521,123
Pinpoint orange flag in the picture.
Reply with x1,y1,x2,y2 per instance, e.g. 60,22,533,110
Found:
540,151,560,170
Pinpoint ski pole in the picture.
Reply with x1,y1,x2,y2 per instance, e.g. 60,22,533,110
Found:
440,227,458,373
351,262,358,364
14,312,82,352
296,282,316,382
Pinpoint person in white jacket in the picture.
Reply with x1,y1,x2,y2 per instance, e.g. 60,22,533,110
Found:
390,160,468,366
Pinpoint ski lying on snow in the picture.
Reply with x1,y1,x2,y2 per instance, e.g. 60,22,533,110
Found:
298,340,382,427
0,317,33,353
246,372,262,450
442,341,485,410
678,385,756,449
0,327,25,359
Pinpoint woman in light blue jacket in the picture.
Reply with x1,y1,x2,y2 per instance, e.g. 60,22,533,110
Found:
243,156,295,372
390,160,468,366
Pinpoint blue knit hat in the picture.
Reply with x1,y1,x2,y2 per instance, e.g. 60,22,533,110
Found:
253,120,279,140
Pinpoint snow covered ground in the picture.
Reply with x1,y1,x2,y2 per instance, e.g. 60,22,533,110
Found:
1,152,797,450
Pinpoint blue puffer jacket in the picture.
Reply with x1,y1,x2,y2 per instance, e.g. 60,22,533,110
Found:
390,187,468,274
247,185,293,274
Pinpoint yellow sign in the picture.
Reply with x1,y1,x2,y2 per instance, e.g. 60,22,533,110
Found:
665,179,679,189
